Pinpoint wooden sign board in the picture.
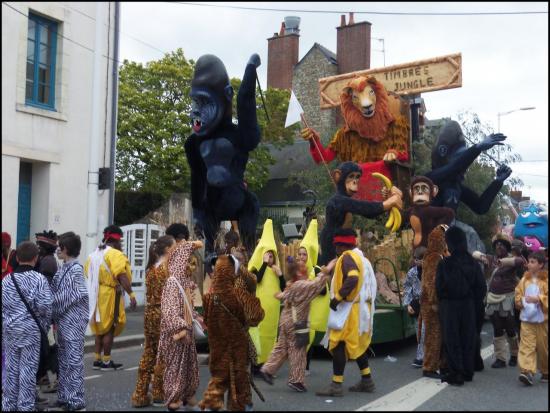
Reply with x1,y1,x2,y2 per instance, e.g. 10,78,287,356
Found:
319,53,462,109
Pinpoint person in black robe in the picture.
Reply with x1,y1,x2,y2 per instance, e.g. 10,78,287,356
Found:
436,226,486,385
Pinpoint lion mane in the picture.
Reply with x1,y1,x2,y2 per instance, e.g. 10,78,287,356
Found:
340,76,395,142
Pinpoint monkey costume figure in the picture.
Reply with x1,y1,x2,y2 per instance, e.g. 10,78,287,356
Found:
426,120,512,214
199,254,264,411
301,75,410,201
421,224,449,379
185,54,261,260
319,161,403,265
404,176,455,249
316,228,378,397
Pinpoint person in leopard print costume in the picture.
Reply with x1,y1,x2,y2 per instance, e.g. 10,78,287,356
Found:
157,239,203,411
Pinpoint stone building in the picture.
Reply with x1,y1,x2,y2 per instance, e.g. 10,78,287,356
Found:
257,13,374,223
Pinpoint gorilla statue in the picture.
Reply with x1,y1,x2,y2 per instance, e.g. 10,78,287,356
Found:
425,120,512,214
184,53,261,261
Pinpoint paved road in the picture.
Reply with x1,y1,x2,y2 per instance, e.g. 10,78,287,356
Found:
41,321,547,411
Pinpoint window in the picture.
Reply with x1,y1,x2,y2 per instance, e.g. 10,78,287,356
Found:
26,13,57,110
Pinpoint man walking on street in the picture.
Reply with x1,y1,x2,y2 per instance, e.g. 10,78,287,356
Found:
85,225,136,371
316,228,377,397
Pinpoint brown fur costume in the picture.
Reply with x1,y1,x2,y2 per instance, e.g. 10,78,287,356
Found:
330,76,410,163
421,225,448,373
199,255,264,411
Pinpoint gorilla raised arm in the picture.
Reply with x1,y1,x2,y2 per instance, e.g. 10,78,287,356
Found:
425,120,512,214
184,54,261,259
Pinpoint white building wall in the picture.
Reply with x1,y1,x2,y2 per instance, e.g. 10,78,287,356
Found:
2,2,116,261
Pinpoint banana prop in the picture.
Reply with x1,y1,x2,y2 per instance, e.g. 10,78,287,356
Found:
372,172,401,232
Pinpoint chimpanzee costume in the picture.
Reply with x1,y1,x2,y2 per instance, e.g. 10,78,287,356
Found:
426,120,512,214
319,162,386,266
185,54,261,259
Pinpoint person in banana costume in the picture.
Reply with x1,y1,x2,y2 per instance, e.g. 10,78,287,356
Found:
248,219,286,371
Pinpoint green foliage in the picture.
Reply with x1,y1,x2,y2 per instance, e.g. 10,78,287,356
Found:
287,162,337,209
116,48,194,198
413,111,522,248
114,190,165,226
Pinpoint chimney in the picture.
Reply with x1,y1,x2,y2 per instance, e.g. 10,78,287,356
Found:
336,12,372,74
267,16,300,90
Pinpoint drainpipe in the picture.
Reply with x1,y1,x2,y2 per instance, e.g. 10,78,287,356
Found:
108,1,120,225
86,2,106,256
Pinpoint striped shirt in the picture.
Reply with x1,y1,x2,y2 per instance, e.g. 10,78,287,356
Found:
2,266,52,345
52,259,89,340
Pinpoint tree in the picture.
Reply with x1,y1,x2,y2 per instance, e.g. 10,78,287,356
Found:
230,79,299,191
116,50,296,198
413,110,523,249
116,49,194,198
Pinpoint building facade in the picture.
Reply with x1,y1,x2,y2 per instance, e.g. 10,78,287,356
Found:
2,2,118,259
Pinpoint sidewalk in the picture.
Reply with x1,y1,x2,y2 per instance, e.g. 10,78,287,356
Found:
84,305,145,353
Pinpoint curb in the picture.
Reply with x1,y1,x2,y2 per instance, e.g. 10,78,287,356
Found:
84,334,144,353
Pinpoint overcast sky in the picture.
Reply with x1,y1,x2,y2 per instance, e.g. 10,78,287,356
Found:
120,2,548,206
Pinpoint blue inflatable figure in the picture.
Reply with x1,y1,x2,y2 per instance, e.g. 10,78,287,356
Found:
514,202,548,247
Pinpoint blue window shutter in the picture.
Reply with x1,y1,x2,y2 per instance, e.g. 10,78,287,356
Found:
26,13,57,111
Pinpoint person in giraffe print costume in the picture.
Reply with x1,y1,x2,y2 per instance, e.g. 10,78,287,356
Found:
157,236,203,411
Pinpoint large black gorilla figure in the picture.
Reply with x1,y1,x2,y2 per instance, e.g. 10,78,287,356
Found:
184,54,261,259
425,120,512,214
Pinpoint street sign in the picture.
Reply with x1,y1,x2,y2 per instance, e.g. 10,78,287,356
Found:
319,53,462,109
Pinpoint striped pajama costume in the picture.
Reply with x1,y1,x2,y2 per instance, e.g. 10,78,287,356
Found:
52,259,90,410
2,267,52,411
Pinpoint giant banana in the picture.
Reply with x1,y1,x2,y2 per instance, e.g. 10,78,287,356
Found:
372,172,401,232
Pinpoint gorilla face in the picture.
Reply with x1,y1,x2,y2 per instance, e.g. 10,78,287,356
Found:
190,87,224,137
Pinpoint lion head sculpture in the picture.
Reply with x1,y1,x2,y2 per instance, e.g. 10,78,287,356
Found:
340,76,395,142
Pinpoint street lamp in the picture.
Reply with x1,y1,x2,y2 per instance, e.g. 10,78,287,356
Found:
497,106,536,132
496,106,536,160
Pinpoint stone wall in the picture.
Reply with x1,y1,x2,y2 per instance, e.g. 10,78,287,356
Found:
135,193,193,228
292,47,339,144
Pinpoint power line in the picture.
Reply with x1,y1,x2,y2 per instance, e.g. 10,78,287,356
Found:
56,2,168,57
3,2,173,75
169,2,548,16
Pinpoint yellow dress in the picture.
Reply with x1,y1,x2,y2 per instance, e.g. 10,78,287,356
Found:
248,219,281,364
85,247,132,337
328,249,372,360
300,219,330,349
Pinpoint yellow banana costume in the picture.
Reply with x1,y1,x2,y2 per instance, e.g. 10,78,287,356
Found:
248,219,281,364
300,219,330,349
372,172,401,232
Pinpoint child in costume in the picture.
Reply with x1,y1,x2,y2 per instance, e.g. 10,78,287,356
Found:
296,219,330,375
199,251,264,411
403,246,426,368
260,257,333,392
515,251,548,385
421,224,449,379
248,219,284,371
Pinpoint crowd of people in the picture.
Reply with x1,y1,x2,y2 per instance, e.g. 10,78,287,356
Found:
1,219,548,411
402,226,548,386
